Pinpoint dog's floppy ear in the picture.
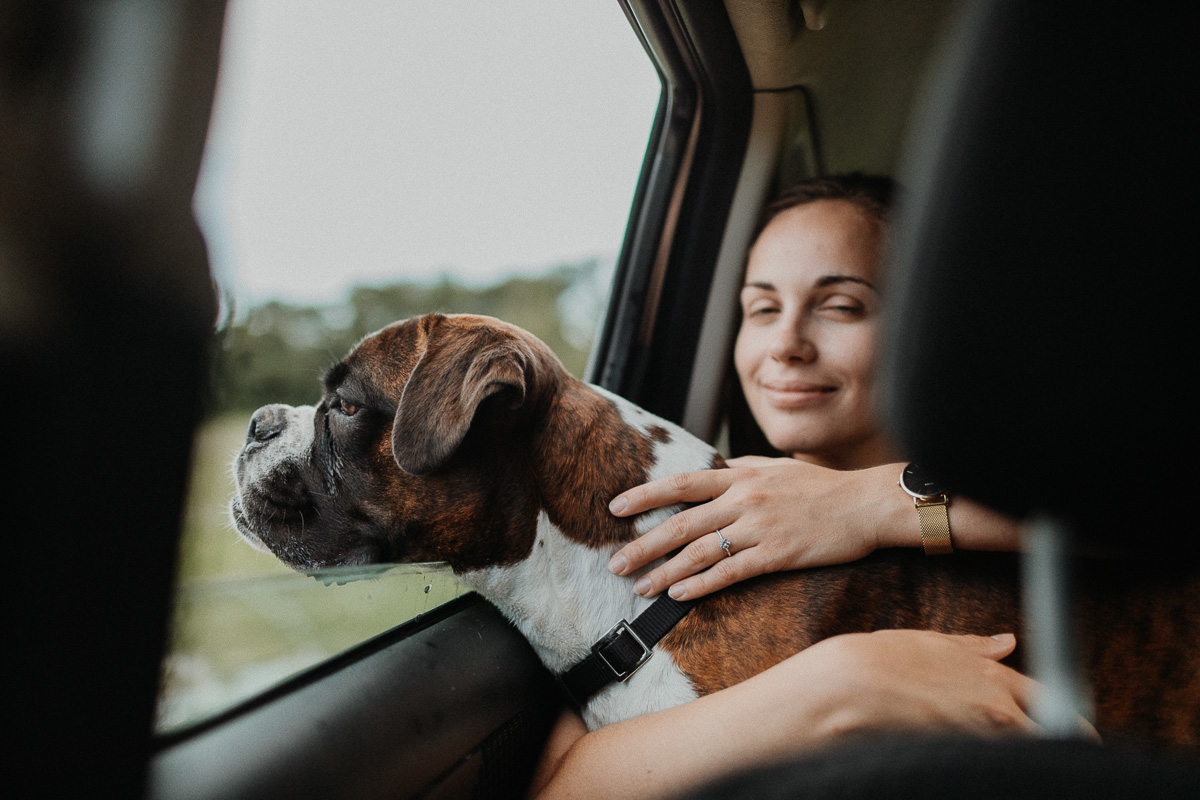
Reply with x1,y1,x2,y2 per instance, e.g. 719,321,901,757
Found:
392,322,533,475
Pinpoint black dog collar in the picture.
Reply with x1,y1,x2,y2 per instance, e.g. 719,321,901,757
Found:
557,594,696,708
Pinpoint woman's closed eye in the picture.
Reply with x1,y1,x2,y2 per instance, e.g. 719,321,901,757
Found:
817,295,867,318
743,298,781,319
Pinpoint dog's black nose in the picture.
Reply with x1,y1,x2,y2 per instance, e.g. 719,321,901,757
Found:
247,405,288,444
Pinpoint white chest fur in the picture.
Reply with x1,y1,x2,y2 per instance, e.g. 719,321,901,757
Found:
459,514,699,729
459,387,718,729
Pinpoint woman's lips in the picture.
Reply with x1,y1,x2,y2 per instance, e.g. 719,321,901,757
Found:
760,383,837,408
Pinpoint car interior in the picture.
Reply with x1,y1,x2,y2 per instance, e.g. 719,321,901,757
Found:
6,1,1195,798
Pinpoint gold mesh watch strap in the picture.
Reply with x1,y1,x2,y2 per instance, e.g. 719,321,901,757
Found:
915,496,953,555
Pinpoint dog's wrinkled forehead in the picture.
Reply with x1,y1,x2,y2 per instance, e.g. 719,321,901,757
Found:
330,313,537,404
331,315,435,403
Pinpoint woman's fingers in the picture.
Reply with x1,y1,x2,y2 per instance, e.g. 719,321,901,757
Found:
962,635,1047,734
608,481,738,576
968,633,1101,741
607,460,884,596
626,526,764,600
815,631,1045,738
961,631,1018,660
637,530,730,597
608,463,820,593
661,547,769,600
610,508,736,576
724,455,784,468
608,469,735,517
937,633,1100,739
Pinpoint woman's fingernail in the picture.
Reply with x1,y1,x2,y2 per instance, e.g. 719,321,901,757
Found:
609,496,628,515
609,554,628,574
668,584,687,600
635,576,652,596
991,633,1016,643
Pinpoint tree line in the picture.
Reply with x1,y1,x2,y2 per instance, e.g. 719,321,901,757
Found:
204,259,609,417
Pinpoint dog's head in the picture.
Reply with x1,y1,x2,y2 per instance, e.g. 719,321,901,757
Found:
230,313,563,573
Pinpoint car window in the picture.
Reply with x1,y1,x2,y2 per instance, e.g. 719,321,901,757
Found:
157,0,659,734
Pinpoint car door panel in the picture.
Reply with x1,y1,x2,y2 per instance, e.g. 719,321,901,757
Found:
150,594,556,799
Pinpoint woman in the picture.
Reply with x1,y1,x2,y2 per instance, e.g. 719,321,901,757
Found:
530,176,1074,799
606,175,1022,602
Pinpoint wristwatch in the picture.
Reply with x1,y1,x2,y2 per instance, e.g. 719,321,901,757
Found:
899,462,953,555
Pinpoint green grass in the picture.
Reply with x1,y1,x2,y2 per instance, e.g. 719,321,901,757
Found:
157,413,467,733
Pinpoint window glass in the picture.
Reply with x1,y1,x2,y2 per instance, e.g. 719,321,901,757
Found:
157,0,659,734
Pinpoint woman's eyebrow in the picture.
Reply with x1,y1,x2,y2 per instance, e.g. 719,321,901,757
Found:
743,276,877,291
816,274,877,291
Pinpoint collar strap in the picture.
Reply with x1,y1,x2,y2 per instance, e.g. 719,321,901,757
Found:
557,594,696,708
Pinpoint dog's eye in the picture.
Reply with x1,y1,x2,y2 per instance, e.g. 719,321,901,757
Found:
334,397,360,417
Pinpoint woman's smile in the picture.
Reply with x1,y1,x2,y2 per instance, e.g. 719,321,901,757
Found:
759,382,838,407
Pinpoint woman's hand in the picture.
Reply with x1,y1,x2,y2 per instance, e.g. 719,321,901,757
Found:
607,457,903,600
792,630,1084,740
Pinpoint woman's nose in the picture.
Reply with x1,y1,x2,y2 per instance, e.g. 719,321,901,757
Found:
769,322,817,363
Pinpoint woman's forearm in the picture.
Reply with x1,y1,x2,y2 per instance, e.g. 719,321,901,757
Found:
530,655,842,799
862,463,1021,554
530,630,1042,799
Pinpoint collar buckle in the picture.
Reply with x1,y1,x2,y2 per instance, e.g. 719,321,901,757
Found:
558,594,695,708
594,619,653,682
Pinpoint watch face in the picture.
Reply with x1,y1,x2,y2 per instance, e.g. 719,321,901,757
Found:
900,462,948,499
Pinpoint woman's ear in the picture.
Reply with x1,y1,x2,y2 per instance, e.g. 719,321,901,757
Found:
391,326,532,475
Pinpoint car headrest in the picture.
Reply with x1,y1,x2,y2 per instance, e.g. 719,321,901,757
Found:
880,1,1189,544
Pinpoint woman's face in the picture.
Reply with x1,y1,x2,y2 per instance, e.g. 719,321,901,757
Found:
735,198,894,470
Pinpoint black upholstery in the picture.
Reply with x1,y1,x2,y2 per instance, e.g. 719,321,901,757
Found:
688,735,1200,800
880,0,1192,542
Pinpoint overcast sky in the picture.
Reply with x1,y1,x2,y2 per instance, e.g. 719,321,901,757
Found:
193,0,661,306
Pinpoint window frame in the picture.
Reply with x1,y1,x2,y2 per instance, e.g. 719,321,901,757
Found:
592,0,754,428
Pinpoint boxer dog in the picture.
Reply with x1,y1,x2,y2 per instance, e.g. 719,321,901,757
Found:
231,313,1199,745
